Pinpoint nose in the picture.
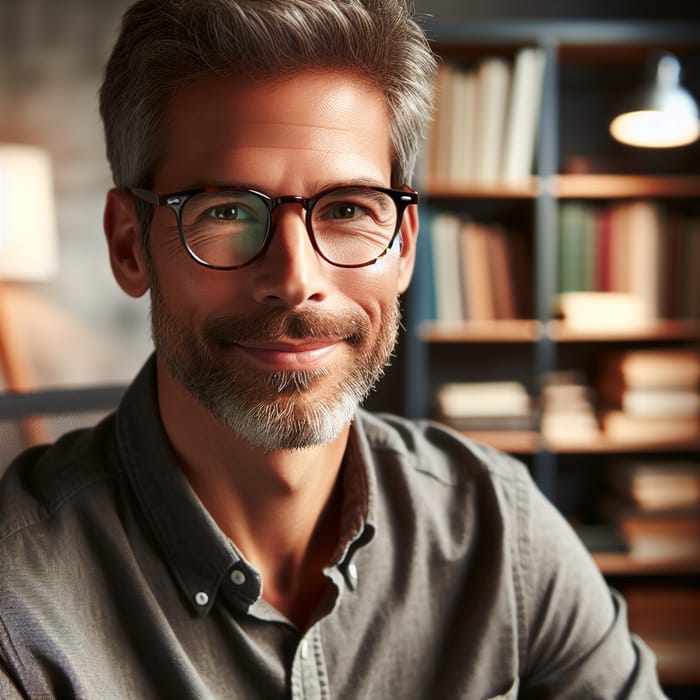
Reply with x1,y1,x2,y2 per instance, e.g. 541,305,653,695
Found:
249,205,329,308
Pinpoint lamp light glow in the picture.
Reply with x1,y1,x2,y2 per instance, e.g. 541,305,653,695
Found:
0,144,58,281
609,53,700,149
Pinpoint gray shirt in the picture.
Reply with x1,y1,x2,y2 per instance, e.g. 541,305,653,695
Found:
0,357,665,699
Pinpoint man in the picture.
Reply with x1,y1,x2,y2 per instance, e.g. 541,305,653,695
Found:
0,1,665,698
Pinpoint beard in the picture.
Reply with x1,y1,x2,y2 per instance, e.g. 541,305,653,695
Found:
148,279,401,451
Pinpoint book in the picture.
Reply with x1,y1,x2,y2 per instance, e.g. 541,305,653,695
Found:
601,410,700,445
594,206,613,293
600,388,700,420
449,67,478,187
553,291,647,332
501,47,546,184
683,217,700,320
487,225,518,319
626,201,664,320
460,221,495,320
473,57,511,185
609,202,631,294
427,62,456,187
597,349,700,390
557,202,595,294
608,460,700,512
430,213,464,322
620,513,700,561
540,370,601,444
436,381,531,419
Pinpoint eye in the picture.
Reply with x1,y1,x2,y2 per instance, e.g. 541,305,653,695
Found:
207,203,250,221
331,203,361,220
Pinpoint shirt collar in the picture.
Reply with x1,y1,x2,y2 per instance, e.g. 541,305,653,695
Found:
114,355,379,616
115,356,244,616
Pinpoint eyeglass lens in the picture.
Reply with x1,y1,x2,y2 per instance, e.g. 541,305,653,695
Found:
180,187,399,268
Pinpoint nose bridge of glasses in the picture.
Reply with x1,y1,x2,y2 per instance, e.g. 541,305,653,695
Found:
267,195,313,245
269,194,309,215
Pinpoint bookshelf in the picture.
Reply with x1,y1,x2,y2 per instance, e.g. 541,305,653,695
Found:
405,19,700,693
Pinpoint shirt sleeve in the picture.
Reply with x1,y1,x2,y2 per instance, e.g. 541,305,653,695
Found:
517,481,668,699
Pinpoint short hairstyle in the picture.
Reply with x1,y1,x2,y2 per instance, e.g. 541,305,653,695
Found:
99,0,437,196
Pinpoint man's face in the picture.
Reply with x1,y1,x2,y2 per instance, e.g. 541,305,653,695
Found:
127,69,416,450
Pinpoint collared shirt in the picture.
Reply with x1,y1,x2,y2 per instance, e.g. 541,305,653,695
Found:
1,357,665,699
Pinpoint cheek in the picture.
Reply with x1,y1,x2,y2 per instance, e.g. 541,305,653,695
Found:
150,241,246,322
337,258,402,319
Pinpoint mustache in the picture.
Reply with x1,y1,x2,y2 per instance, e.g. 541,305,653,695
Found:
203,307,370,348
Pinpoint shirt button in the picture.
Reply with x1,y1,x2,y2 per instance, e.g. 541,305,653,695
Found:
348,562,359,582
195,591,209,606
300,639,309,659
230,569,246,586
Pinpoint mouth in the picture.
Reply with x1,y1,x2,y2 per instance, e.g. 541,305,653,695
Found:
232,338,341,370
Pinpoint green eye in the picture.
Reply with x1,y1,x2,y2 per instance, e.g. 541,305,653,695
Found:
208,204,246,221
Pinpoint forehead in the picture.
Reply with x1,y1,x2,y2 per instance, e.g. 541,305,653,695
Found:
156,68,392,191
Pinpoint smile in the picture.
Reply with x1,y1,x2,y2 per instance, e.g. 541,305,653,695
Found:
232,340,340,370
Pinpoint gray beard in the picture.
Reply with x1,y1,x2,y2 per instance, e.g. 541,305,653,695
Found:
149,281,401,451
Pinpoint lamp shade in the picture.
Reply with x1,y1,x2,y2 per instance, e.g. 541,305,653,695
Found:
0,144,58,281
609,52,700,148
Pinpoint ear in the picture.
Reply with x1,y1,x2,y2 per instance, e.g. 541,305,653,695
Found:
104,188,150,298
396,198,419,294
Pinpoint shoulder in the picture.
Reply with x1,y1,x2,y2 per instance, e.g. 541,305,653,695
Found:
355,408,532,492
0,414,119,546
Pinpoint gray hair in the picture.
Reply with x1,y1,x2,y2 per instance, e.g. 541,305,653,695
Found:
99,0,437,196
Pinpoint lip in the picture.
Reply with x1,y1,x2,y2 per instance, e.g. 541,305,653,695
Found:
232,339,340,370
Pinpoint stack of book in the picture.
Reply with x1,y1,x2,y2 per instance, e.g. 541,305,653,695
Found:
434,381,535,432
426,47,546,188
539,371,601,447
429,212,531,322
608,460,700,514
597,348,700,445
601,459,700,565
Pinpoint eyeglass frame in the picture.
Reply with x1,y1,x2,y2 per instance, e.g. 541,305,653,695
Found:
130,184,419,270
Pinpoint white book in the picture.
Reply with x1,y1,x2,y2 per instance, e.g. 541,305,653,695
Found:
473,57,511,185
501,47,546,184
626,201,663,320
623,389,700,419
430,213,464,322
437,381,531,418
449,68,478,187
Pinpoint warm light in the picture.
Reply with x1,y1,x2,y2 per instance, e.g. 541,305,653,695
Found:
0,144,58,280
609,53,700,149
610,109,700,148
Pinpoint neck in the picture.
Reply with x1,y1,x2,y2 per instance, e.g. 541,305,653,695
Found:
156,359,351,628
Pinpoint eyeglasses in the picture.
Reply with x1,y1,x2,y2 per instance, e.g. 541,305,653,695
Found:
130,184,418,269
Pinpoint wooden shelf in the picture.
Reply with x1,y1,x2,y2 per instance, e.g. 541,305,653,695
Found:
419,319,542,343
424,175,700,201
424,180,537,199
546,435,700,454
419,319,700,344
458,429,540,454
593,552,700,576
547,319,700,342
555,174,700,199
